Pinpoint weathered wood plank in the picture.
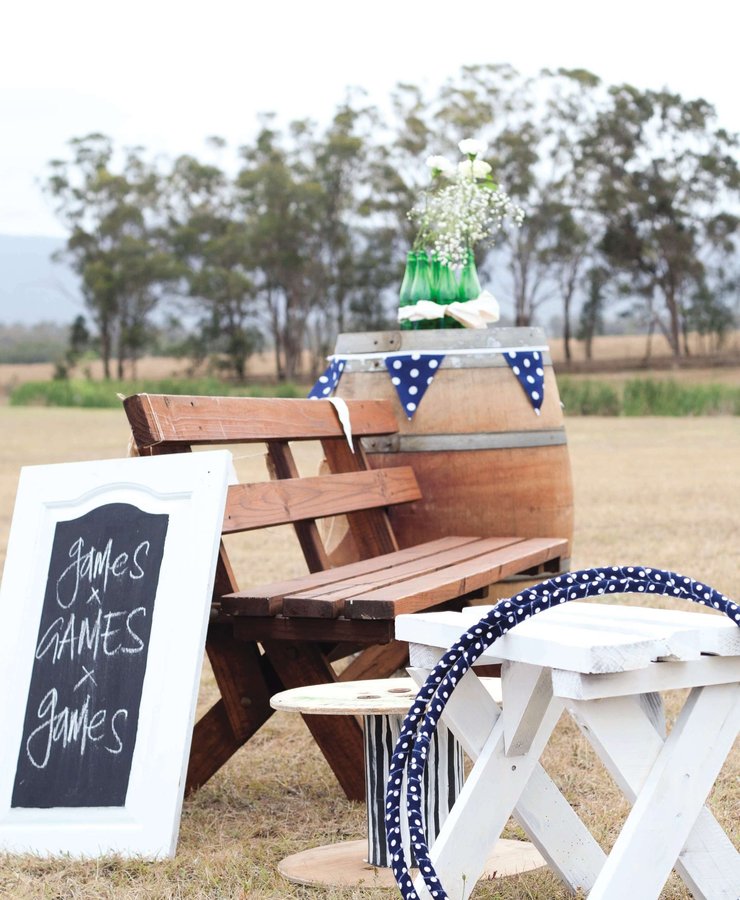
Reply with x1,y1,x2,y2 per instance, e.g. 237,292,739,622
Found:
321,435,399,559
230,615,396,644
222,467,421,534
266,439,329,573
221,537,477,616
282,537,525,619
123,393,399,448
343,537,568,619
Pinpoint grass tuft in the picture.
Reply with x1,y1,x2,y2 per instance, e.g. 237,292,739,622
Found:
559,377,740,416
8,378,304,408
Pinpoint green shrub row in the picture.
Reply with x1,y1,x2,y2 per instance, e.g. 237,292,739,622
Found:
8,376,740,415
559,377,740,416
8,378,304,408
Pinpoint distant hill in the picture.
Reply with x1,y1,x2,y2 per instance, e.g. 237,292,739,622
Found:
0,235,83,325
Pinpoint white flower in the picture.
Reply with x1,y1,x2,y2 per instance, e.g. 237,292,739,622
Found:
458,138,487,158
426,155,455,176
458,159,492,180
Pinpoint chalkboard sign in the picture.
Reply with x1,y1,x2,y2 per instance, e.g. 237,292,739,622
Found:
12,502,168,809
0,451,231,857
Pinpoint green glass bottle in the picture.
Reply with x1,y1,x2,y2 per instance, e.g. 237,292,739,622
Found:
458,248,482,302
430,253,441,302
398,251,417,330
409,251,432,330
438,262,463,329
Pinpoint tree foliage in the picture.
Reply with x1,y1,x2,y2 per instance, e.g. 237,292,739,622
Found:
45,68,740,379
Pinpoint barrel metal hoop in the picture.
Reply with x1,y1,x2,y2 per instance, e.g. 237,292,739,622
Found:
341,349,552,373
362,429,568,453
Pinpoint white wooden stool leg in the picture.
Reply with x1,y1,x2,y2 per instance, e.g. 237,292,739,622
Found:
408,666,565,900
409,665,606,895
566,688,740,898
569,683,740,900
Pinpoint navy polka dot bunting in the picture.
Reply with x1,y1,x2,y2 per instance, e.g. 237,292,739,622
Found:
308,358,345,399
384,353,446,420
504,350,545,413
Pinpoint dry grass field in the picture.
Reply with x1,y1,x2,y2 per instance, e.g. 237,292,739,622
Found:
0,406,737,899
1,329,739,400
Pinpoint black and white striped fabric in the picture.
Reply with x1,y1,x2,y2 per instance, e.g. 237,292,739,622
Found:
364,713,463,867
384,566,739,900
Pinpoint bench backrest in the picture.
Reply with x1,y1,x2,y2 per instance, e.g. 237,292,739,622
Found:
123,394,422,575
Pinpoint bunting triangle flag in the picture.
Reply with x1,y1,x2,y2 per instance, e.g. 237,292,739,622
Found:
504,350,545,414
308,358,346,399
384,353,445,420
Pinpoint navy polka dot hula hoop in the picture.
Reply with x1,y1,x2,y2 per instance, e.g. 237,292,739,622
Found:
384,565,739,900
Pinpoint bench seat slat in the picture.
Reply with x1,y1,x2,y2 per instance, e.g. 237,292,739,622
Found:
342,537,569,620
282,537,525,618
124,394,399,448
220,536,480,616
222,467,421,534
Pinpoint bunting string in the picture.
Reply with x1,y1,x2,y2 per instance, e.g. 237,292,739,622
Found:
308,347,548,417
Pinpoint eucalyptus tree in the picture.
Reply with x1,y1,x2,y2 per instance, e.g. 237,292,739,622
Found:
235,120,327,380
305,98,400,360
164,151,262,381
45,133,177,378
583,85,740,357
236,104,399,379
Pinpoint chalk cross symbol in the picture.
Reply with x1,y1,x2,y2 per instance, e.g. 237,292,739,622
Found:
87,586,101,606
74,666,97,692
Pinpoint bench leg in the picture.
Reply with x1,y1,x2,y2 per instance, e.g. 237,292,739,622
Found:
187,629,278,794
263,640,366,801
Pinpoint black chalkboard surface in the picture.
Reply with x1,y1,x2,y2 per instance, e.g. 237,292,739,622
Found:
12,502,168,808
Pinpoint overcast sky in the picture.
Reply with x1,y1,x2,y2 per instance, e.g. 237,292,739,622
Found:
2,0,739,238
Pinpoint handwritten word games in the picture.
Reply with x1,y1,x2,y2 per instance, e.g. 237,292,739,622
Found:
12,503,168,808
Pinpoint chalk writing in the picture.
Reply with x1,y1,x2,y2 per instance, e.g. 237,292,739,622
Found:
12,503,168,808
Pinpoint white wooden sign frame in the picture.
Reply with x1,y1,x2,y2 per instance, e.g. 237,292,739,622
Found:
0,450,232,857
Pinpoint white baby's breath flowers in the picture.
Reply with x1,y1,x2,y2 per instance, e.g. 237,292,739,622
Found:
409,138,525,267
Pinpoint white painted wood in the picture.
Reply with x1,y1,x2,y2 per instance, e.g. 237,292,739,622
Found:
501,661,553,755
552,656,740,700
0,451,232,858
396,602,740,674
400,603,740,899
568,691,740,898
413,691,564,900
637,692,666,738
408,666,603,895
585,683,740,899
406,666,501,758
271,677,420,715
512,765,605,893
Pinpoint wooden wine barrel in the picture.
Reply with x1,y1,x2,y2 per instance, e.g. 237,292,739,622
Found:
333,328,574,563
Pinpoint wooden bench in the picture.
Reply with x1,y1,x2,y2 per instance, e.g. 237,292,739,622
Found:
124,393,568,801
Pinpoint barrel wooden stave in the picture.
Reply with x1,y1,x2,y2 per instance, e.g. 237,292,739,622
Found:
333,329,574,557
